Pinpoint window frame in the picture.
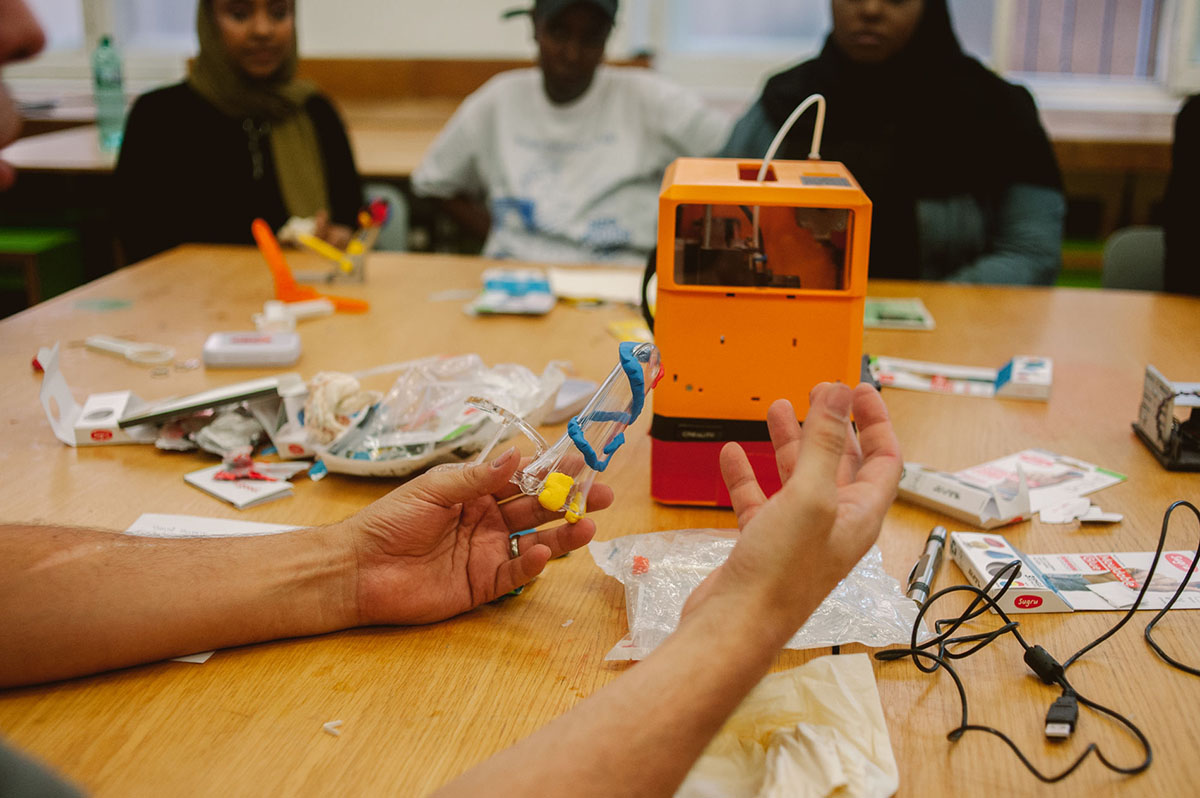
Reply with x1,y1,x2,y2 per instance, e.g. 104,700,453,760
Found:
1167,0,1200,91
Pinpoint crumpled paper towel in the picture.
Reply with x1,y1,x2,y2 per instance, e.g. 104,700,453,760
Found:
676,653,898,798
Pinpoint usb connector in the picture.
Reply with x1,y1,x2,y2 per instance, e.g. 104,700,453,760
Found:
1045,722,1072,739
1045,691,1078,740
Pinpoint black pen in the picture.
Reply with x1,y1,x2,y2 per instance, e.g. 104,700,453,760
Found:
906,525,947,606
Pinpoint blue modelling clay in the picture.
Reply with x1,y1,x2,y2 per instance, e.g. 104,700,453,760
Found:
566,342,649,471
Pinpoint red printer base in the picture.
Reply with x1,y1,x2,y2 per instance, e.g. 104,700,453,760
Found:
650,437,784,507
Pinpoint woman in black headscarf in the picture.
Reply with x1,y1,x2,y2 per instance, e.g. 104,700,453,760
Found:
115,0,361,264
722,0,1063,284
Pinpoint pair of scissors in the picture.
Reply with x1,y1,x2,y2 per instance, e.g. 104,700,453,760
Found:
84,334,176,365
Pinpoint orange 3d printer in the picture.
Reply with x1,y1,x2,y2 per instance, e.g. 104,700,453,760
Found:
649,117,872,506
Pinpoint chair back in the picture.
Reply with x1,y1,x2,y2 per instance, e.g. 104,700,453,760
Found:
1102,226,1164,291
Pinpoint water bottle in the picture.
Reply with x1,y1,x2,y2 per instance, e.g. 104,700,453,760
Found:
92,35,125,152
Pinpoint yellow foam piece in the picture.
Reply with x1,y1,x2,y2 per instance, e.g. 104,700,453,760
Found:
538,472,574,512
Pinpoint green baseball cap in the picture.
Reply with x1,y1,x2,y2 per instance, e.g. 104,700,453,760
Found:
502,0,618,23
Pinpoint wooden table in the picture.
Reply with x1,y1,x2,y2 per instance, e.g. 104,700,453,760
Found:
0,246,1198,796
0,120,440,181
2,101,1180,181
0,125,116,174
1,98,458,180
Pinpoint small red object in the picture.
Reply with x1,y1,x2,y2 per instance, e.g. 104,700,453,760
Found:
632,556,650,576
32,355,43,372
215,466,275,482
368,198,390,225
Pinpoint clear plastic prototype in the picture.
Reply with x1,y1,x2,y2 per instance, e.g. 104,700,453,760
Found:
470,341,663,523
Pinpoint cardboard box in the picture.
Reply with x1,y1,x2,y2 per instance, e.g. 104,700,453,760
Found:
246,375,313,460
898,449,1124,529
898,462,1030,529
870,355,1051,401
951,531,1200,614
949,532,1071,613
38,344,157,446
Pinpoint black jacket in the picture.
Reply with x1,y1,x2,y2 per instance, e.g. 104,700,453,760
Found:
115,82,362,264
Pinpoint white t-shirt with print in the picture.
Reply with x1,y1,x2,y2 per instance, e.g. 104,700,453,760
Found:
411,66,732,266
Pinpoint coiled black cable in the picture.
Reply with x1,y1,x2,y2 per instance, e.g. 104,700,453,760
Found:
874,498,1200,782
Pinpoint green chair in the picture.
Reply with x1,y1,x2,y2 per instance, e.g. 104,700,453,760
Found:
0,227,84,308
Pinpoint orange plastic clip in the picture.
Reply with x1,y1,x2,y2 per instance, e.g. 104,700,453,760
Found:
250,218,369,313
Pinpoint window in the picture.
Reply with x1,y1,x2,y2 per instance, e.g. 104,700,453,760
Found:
9,0,194,89
663,0,831,57
628,0,1191,108
1168,0,1200,90
1000,0,1166,79
638,0,995,67
26,0,85,52
113,0,195,54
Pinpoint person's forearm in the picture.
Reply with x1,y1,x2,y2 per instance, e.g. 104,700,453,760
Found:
435,592,800,798
0,525,355,687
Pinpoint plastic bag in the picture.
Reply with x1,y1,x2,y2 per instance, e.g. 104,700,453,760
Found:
590,529,926,660
318,355,564,477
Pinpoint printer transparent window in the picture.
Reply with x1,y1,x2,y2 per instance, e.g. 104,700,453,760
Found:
672,204,850,290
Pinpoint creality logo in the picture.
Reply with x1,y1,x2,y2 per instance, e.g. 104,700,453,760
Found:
1014,595,1043,609
90,430,113,441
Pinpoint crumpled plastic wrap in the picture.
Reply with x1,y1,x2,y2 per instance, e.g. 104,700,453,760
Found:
318,354,564,477
192,407,265,458
589,529,926,660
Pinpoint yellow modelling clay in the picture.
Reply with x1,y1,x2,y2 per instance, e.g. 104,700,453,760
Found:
538,472,574,512
564,496,582,524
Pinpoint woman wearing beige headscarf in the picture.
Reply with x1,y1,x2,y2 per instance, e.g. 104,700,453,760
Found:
115,0,361,264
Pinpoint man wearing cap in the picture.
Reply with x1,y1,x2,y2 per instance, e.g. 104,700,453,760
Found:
411,0,731,266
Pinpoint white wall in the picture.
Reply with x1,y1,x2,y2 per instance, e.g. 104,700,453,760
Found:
297,0,635,59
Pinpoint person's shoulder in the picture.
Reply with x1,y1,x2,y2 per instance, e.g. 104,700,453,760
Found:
125,82,216,136
760,58,822,97
444,68,538,122
128,81,197,114
602,65,691,97
472,67,541,101
604,65,670,86
958,58,1037,109
756,57,822,123
600,66,705,114
1176,93,1200,128
302,91,345,123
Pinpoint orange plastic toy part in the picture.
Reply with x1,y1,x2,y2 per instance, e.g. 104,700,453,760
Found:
250,218,369,313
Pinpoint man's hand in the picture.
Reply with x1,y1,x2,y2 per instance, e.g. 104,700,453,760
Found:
682,382,902,642
342,447,613,626
434,384,901,798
